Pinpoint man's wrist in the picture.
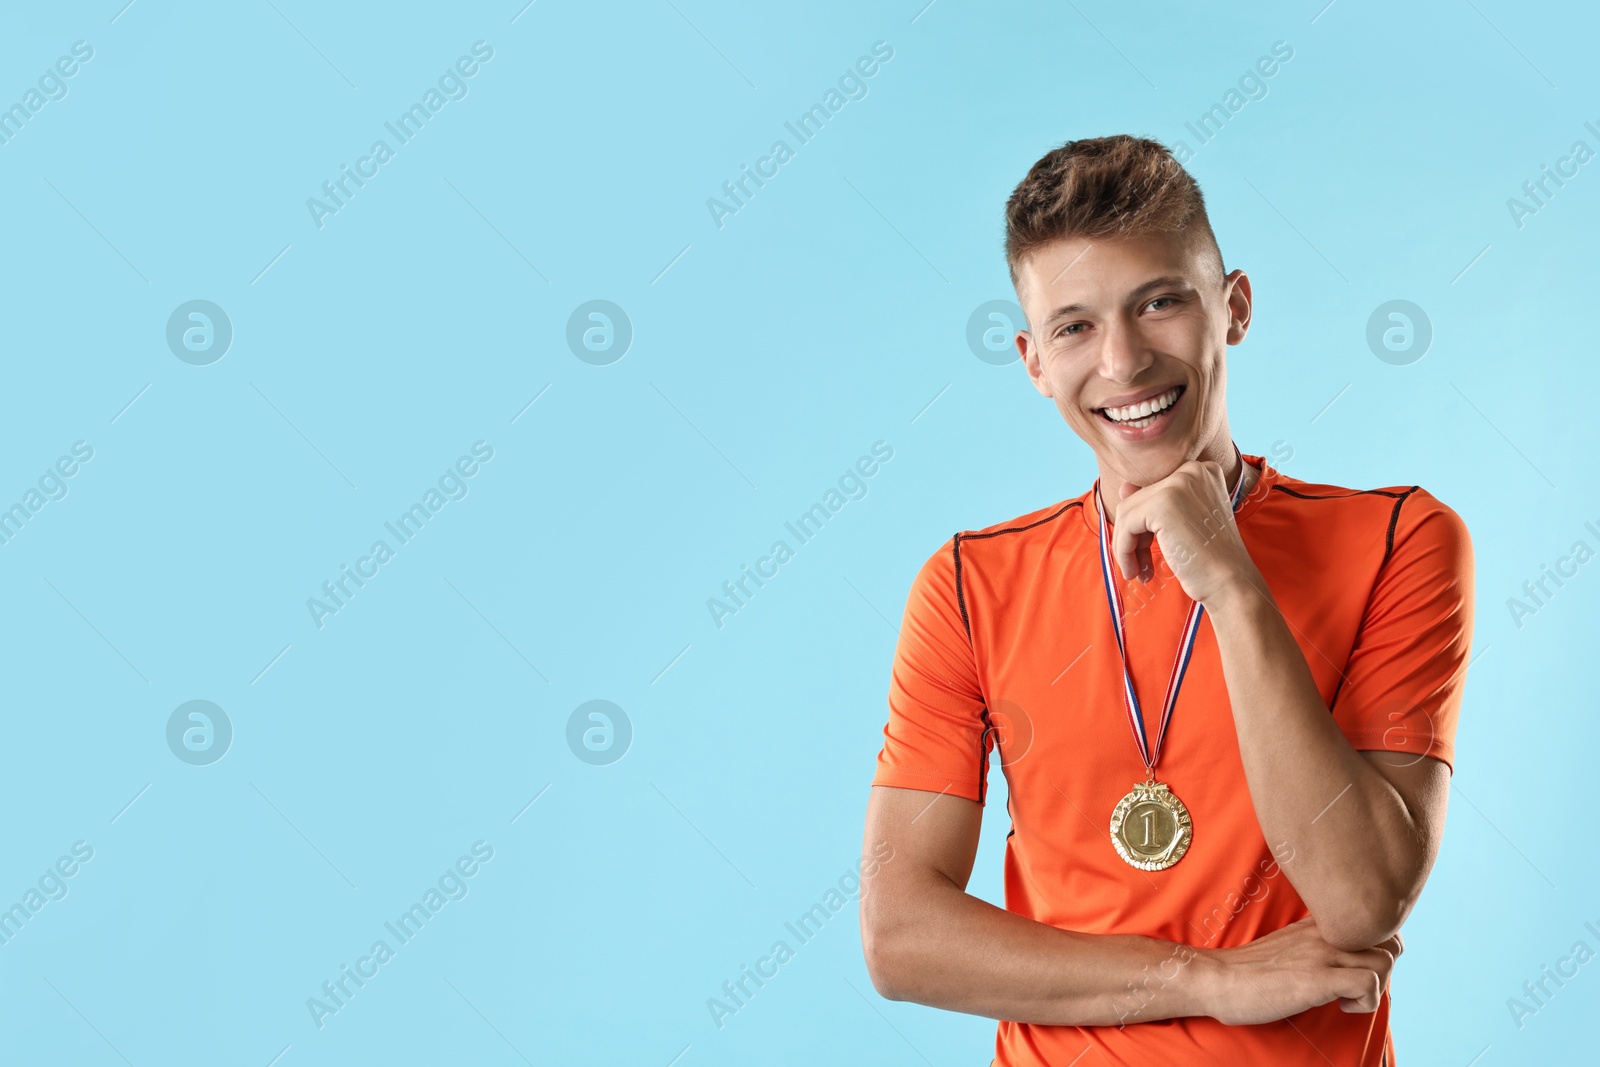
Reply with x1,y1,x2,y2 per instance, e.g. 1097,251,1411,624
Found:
1201,571,1272,624
1111,941,1227,1025
1179,945,1226,1021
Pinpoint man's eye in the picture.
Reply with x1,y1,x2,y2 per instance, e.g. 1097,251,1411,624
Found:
1148,297,1175,311
1056,323,1086,338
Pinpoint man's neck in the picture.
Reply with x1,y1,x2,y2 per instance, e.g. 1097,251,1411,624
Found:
1100,439,1251,525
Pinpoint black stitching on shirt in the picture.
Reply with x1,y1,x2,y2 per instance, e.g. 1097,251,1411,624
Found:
1384,487,1422,571
977,704,994,803
959,499,1082,543
953,533,971,640
1270,485,1411,501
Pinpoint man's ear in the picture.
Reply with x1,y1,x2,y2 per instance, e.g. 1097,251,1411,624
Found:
1017,330,1053,398
1225,269,1253,345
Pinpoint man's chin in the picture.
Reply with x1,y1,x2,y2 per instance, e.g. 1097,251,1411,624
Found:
1065,412,1197,483
1097,436,1195,485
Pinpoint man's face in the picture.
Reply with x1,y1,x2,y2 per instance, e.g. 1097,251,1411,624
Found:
1013,229,1251,487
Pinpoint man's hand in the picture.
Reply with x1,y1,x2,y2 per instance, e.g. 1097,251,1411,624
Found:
1196,916,1402,1026
1112,459,1260,608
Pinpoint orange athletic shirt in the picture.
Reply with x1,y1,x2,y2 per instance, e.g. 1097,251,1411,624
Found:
870,453,1474,1067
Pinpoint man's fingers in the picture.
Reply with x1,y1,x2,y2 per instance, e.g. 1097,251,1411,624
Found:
1111,483,1141,579
1114,526,1152,582
1116,536,1152,582
1337,996,1381,1013
1335,944,1395,971
1112,522,1141,581
1110,494,1157,582
1331,967,1383,1013
1333,945,1396,1005
1370,937,1401,994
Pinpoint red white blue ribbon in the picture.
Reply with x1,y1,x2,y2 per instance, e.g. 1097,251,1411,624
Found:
1094,445,1250,775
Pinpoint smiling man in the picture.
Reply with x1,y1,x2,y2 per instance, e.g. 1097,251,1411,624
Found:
859,135,1475,1065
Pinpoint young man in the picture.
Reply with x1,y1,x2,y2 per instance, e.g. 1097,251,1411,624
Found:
859,135,1474,1066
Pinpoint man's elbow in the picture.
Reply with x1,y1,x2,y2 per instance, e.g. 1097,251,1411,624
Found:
861,923,909,1000
1319,919,1393,953
1316,888,1416,952
861,893,929,1002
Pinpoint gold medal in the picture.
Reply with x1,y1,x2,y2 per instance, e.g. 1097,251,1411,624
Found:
1094,444,1251,872
1109,779,1193,871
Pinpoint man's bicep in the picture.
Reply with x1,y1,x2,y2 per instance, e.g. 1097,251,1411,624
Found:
1357,751,1450,848
859,785,982,996
864,784,983,893
1356,750,1451,902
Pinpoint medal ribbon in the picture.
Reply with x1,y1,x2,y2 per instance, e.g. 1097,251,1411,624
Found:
1095,445,1250,778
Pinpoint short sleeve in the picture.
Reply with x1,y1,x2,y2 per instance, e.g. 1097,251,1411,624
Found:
1332,492,1475,773
870,536,994,803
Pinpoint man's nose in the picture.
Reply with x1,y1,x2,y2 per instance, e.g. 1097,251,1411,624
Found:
1098,315,1151,383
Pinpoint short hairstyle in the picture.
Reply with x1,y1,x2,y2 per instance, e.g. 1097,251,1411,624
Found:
1003,134,1224,299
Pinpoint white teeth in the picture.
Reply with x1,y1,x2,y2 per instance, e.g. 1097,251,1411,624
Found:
1102,386,1181,423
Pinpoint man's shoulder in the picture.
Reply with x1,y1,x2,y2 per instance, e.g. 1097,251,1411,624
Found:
1265,468,1470,564
907,496,1087,589
1269,469,1463,523
955,496,1086,543
1270,466,1412,500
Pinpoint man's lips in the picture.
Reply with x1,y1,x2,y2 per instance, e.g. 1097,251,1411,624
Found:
1095,384,1186,423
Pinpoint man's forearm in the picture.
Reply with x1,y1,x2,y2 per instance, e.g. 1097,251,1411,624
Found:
1205,575,1423,948
865,874,1214,1026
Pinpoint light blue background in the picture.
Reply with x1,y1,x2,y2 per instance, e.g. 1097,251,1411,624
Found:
0,0,1594,1064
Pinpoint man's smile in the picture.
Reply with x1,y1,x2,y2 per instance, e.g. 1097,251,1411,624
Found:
1095,383,1187,430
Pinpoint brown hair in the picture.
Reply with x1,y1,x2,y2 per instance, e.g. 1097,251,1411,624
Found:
1004,134,1223,297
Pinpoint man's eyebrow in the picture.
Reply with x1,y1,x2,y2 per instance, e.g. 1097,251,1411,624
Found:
1039,275,1194,327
